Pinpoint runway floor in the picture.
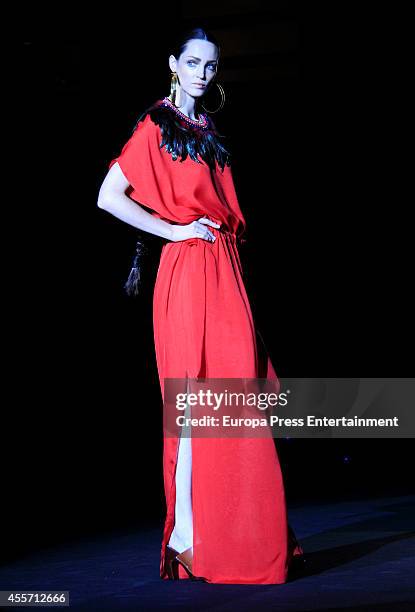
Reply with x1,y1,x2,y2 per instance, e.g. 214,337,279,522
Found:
1,495,414,611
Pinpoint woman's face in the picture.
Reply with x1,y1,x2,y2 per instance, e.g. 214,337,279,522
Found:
169,39,218,99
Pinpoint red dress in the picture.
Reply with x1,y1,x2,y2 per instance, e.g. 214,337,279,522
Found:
109,101,303,584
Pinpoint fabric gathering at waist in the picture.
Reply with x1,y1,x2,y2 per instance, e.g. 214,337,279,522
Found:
208,218,238,241
163,216,244,248
166,227,239,249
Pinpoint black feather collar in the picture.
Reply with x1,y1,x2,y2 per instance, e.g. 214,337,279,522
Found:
132,97,231,172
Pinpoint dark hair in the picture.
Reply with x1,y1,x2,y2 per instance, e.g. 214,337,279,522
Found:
124,27,223,297
170,26,221,64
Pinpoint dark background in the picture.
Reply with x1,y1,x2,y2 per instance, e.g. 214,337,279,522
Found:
8,3,412,562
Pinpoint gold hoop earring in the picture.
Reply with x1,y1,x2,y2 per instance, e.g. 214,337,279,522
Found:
169,71,182,107
199,82,226,114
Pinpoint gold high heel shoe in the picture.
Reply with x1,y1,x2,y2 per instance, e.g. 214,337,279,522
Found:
164,545,207,581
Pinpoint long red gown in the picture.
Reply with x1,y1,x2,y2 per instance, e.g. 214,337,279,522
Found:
109,100,303,584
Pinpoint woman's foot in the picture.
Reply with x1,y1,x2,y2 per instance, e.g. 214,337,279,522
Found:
176,546,194,574
164,545,207,581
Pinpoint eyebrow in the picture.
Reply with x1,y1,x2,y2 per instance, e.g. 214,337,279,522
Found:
185,56,217,63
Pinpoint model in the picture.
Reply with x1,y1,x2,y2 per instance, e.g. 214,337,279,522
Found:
97,26,304,585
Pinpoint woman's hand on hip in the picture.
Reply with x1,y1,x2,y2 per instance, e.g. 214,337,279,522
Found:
170,217,221,243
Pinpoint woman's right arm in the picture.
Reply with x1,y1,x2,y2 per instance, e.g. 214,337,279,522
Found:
98,162,220,242
97,162,174,241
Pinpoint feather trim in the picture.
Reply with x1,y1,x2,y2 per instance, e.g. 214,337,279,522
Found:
132,99,231,172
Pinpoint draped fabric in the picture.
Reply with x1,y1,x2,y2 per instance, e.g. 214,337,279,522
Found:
109,100,303,584
109,103,246,240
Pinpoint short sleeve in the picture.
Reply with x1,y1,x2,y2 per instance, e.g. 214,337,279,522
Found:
108,114,172,220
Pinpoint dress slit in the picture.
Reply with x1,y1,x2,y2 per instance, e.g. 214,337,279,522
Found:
165,377,195,578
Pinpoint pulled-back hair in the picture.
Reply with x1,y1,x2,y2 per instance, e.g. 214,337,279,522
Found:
169,26,221,63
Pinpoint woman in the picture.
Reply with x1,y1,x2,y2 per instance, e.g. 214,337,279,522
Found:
97,27,304,584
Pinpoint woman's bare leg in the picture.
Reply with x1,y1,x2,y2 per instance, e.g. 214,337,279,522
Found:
167,393,193,553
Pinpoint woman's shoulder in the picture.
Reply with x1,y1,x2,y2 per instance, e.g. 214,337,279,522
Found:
130,100,164,133
128,98,231,170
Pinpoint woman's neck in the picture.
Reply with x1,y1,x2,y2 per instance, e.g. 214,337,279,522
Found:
173,90,199,121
